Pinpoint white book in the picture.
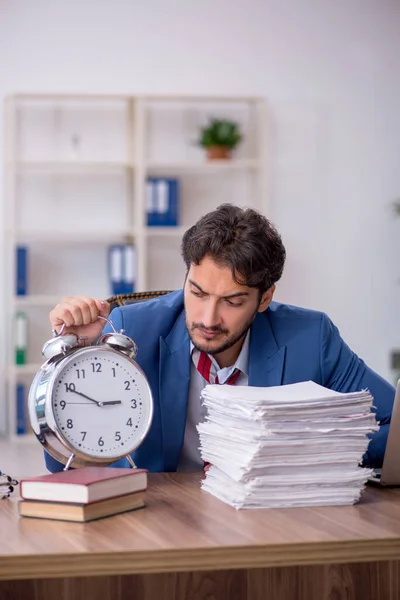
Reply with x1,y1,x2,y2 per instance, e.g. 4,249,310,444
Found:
146,181,155,212
156,180,169,214
109,246,123,283
124,245,136,285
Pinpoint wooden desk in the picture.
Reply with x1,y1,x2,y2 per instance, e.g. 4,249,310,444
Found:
1,473,400,600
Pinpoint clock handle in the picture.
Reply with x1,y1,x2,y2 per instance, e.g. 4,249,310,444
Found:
97,315,118,333
44,324,79,360
96,316,138,359
52,316,117,338
51,322,67,337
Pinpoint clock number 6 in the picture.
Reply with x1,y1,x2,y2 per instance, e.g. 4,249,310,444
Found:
98,437,104,446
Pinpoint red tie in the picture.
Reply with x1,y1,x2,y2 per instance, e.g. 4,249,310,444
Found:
193,350,241,472
192,349,240,471
194,351,241,385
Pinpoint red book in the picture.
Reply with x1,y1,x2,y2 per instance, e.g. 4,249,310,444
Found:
20,467,147,504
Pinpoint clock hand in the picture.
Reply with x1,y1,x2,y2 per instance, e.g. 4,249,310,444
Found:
69,390,122,407
69,389,102,406
101,400,122,406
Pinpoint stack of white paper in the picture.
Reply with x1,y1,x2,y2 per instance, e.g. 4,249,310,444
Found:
198,380,378,509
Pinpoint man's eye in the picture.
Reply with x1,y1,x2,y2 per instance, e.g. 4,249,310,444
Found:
191,290,204,298
227,300,243,307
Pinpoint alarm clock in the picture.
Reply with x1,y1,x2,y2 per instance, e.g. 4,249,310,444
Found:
28,317,154,470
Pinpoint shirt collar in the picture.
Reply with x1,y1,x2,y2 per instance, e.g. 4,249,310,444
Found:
190,329,250,383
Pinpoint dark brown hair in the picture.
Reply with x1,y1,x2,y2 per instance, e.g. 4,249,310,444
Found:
181,204,286,292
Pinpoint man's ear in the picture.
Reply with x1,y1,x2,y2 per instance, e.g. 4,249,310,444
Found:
258,285,275,312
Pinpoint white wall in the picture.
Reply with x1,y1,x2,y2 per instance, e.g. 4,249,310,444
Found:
1,0,399,386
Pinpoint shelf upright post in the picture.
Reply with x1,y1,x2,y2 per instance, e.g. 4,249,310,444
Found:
3,95,18,438
125,97,135,239
257,98,269,217
132,97,147,291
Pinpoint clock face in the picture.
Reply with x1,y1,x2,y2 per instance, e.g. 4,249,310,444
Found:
50,347,153,459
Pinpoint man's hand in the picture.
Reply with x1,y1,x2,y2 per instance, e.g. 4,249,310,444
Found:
49,296,110,344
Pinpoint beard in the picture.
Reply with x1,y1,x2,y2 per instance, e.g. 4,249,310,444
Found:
186,309,257,356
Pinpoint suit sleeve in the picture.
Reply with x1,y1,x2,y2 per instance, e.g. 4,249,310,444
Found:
319,313,395,468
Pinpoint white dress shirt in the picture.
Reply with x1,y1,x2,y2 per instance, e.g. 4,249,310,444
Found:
177,331,250,472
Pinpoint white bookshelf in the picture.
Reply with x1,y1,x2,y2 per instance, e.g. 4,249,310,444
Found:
3,92,268,440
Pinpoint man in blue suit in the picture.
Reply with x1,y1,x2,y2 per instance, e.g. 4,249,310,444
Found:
47,204,395,473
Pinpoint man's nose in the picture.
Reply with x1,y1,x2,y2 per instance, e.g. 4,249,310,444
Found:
201,301,221,329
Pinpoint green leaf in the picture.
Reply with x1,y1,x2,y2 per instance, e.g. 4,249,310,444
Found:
197,118,243,150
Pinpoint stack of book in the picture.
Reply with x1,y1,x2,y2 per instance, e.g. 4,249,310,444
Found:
19,466,147,522
198,380,378,509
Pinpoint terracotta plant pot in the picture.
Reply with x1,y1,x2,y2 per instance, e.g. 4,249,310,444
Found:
206,146,231,160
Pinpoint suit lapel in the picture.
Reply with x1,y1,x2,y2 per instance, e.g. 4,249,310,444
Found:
159,311,191,471
248,311,286,387
158,308,286,470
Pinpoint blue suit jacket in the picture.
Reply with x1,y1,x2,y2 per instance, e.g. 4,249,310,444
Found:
46,290,395,473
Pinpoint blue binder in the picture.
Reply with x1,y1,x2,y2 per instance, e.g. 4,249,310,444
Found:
16,246,28,296
121,244,135,294
108,245,124,295
16,383,26,435
108,244,136,295
147,178,179,227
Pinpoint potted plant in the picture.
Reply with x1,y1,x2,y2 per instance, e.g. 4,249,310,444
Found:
198,118,243,160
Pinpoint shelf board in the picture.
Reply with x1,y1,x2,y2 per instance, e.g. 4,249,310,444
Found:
14,295,67,307
12,230,135,243
16,160,132,173
10,93,263,103
13,159,260,174
9,363,43,375
146,159,261,173
11,92,132,101
14,294,110,307
144,94,263,103
8,433,38,444
145,226,185,237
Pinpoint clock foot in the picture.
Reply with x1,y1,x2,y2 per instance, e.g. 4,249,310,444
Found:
126,454,137,469
64,453,76,471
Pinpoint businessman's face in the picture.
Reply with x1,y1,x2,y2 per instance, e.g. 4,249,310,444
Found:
184,256,274,368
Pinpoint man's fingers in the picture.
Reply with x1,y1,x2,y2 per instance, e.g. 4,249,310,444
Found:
96,299,110,317
78,297,100,325
49,297,106,329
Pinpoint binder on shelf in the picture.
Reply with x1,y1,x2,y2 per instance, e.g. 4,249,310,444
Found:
16,383,26,435
122,244,136,294
15,312,28,365
147,178,179,227
108,245,124,295
108,244,136,295
16,246,28,296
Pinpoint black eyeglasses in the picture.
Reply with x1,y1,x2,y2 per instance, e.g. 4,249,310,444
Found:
0,471,19,499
